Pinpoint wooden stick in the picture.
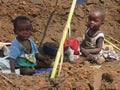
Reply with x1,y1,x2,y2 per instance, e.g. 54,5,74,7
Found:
2,79,9,86
0,73,14,86
105,39,120,52
58,47,64,76
105,34,120,45
3,43,11,45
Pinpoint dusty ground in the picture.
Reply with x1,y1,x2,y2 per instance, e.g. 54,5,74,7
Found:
0,0,120,90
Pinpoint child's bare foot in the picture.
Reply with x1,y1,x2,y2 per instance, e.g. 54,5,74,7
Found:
96,56,105,65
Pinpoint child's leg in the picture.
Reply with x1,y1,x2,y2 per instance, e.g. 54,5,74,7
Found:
20,67,35,75
87,54,105,64
97,56,105,64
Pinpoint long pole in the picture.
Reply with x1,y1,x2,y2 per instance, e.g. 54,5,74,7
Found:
105,39,120,52
50,0,77,78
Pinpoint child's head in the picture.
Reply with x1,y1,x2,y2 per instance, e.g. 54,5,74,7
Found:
13,16,33,40
88,9,105,30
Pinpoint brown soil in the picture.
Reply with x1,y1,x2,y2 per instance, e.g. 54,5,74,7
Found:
0,0,120,90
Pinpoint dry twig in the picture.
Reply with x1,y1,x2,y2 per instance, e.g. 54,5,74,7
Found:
0,73,15,86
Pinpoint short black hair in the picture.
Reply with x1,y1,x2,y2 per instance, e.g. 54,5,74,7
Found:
13,16,31,29
90,9,105,21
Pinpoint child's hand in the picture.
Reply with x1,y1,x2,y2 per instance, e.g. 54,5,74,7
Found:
80,47,89,57
43,58,54,68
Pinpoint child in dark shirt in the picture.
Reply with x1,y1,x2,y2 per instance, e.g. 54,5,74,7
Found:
65,9,105,64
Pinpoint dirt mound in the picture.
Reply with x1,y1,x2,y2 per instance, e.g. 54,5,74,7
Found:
0,0,120,89
0,61,120,90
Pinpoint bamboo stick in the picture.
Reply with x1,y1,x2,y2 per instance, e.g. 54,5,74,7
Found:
105,39,120,52
50,0,77,78
105,34,120,45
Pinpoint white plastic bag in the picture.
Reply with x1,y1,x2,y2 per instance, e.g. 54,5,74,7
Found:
0,55,20,75
0,56,10,70
1,69,20,75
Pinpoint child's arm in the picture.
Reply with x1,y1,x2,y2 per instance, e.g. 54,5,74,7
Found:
81,37,104,56
9,58,16,73
35,53,53,68
35,53,48,61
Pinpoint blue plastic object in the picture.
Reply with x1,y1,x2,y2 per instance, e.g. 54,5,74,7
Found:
35,68,52,74
77,0,87,4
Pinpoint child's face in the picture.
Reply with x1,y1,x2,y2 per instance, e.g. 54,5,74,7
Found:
14,20,32,40
88,12,103,30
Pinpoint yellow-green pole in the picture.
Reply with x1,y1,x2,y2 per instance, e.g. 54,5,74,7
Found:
105,39,120,52
50,0,77,78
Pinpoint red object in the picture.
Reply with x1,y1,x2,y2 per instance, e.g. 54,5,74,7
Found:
64,39,79,55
